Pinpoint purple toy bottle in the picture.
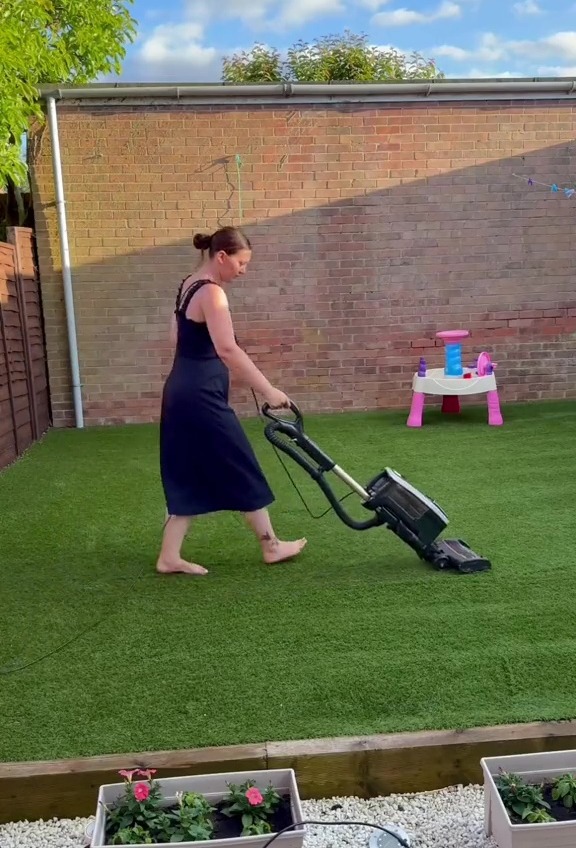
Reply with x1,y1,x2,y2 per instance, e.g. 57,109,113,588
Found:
418,357,427,377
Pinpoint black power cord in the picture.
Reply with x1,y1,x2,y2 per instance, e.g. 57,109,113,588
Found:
259,819,410,848
0,395,346,676
0,563,151,677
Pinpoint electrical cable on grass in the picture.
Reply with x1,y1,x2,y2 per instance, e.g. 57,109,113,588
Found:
0,524,162,677
0,390,346,675
0,561,151,676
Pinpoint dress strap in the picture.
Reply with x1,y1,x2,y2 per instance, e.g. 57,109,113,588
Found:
174,277,188,314
177,279,218,316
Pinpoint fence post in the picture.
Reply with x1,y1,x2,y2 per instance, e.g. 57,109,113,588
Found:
0,243,20,458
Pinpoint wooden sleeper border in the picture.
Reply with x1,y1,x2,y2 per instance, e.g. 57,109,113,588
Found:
2,721,576,827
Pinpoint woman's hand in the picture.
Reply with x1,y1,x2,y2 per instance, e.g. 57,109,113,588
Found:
263,387,291,409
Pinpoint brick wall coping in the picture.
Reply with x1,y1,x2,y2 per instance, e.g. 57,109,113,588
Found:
38,76,576,105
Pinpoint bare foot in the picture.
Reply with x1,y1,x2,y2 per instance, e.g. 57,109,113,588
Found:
156,558,208,576
262,538,307,564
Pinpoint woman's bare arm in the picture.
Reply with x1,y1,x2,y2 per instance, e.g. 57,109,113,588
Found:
168,312,177,348
198,284,275,396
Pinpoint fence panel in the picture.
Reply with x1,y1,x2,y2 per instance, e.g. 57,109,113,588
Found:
0,228,50,470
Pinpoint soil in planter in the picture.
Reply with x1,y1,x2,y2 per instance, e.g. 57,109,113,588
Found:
502,783,576,825
541,784,576,823
211,794,294,839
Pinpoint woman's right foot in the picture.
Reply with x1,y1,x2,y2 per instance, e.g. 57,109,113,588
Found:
262,538,307,564
156,558,208,576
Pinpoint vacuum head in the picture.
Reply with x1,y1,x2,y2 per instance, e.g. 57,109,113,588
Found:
362,468,491,574
423,538,492,573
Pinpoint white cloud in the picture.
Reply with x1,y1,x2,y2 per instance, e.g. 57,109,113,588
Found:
455,67,519,77
373,1,461,27
434,30,576,66
513,0,543,14
277,0,346,27
357,0,391,8
532,64,576,75
137,22,218,75
185,0,272,26
184,0,344,29
434,32,506,62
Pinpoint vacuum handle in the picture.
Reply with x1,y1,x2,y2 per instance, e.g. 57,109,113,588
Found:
261,400,303,430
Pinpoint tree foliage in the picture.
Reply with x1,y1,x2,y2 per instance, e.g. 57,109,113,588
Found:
222,31,443,85
0,0,137,189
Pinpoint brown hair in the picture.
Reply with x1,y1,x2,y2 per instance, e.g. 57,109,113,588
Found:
193,226,251,257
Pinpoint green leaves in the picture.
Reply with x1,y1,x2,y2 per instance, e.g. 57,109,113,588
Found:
222,44,283,84
220,780,282,836
551,773,576,809
0,0,137,188
221,31,443,86
495,769,576,825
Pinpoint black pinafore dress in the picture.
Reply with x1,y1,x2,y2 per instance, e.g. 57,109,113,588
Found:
159,279,275,516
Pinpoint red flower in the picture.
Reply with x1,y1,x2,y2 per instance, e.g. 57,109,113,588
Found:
118,769,138,782
246,787,263,806
134,782,150,802
137,769,157,780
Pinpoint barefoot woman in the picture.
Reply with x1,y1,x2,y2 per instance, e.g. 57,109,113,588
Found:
157,226,306,575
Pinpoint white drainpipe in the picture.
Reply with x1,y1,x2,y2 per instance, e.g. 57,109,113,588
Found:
46,95,84,428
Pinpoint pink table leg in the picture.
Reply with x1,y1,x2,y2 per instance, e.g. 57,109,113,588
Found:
407,392,425,427
487,389,503,426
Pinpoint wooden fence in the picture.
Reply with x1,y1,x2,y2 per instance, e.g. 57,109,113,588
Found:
0,227,51,470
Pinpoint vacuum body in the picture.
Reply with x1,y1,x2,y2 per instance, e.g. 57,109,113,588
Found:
261,403,491,574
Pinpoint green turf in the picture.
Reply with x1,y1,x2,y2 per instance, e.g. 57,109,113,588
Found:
1,400,576,763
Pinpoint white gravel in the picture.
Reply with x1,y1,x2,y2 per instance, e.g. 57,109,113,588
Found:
0,784,498,848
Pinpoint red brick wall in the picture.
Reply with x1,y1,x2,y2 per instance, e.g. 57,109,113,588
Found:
30,98,576,426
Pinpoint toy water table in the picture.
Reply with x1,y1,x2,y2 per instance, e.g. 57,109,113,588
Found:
407,329,504,427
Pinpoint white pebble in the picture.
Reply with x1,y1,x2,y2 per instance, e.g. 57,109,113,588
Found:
300,785,498,848
0,785,499,847
0,815,91,847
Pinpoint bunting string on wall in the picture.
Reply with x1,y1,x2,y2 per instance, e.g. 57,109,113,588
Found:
512,172,576,198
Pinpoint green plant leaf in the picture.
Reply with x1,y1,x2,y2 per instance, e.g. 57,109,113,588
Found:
221,31,443,86
0,0,137,189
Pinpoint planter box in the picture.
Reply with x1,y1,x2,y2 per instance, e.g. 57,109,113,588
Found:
90,768,305,848
481,749,576,848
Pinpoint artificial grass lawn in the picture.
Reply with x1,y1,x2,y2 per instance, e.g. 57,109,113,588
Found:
1,400,576,763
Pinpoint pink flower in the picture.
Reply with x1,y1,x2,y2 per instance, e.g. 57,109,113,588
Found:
137,769,157,780
246,787,263,806
134,782,150,802
119,769,138,782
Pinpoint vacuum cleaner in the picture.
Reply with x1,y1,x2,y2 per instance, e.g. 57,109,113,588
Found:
261,402,491,574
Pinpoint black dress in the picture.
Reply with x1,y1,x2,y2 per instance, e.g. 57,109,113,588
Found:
159,279,275,516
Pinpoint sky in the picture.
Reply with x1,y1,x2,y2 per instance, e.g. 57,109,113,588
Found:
106,0,576,83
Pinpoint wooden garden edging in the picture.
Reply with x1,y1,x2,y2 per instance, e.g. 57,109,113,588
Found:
2,720,576,825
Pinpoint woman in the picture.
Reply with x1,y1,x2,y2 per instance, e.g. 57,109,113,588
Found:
157,226,307,575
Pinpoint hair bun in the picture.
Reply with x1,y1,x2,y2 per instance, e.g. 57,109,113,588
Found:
193,232,213,251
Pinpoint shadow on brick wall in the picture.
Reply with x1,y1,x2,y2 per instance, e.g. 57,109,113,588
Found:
31,114,576,426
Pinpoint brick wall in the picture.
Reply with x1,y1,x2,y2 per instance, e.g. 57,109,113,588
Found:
30,97,576,426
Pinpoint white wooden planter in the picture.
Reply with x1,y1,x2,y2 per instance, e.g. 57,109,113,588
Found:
90,768,305,848
481,749,576,848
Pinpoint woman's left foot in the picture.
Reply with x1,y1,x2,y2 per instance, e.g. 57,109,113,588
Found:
156,558,208,575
